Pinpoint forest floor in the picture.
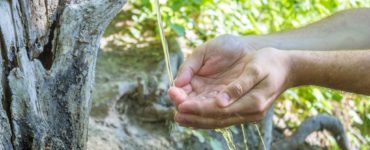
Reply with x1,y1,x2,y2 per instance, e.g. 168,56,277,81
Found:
86,46,175,150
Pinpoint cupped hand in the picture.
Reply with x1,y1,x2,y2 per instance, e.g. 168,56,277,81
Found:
169,45,293,129
168,34,259,104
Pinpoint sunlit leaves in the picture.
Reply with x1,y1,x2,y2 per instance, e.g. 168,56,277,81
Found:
170,23,186,36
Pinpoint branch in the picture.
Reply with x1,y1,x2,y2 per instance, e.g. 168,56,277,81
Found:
272,114,350,150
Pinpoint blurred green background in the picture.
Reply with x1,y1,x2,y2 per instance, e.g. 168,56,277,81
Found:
100,0,370,149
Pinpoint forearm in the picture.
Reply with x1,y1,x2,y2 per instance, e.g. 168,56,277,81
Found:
287,50,370,95
249,8,370,50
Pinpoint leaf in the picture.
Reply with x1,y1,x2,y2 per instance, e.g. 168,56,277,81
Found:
129,27,141,39
141,0,152,9
210,139,224,150
331,92,343,101
349,110,363,124
192,130,205,143
170,23,186,36
312,88,324,101
170,0,186,11
230,126,239,134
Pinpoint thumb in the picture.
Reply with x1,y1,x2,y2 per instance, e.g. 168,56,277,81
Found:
174,44,206,87
217,67,264,107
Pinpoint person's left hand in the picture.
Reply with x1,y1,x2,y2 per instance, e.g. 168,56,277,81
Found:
169,47,293,129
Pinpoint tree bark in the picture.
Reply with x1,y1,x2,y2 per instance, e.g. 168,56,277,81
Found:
0,0,126,149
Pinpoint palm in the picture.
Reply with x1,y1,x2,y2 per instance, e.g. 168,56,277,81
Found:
187,58,246,98
169,36,291,129
177,35,257,100
168,35,259,107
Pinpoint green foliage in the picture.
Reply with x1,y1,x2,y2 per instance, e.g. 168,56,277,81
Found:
278,86,370,149
117,0,370,46
104,0,370,149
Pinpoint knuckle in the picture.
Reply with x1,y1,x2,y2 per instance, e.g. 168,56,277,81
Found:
247,64,262,77
254,103,266,114
248,94,266,114
256,113,265,121
234,83,244,96
227,83,243,98
238,78,256,93
238,78,252,88
248,93,260,101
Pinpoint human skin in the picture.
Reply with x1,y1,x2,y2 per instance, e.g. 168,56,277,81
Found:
168,8,370,129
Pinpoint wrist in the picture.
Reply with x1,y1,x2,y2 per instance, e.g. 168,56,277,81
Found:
285,50,314,87
275,49,299,89
243,35,266,50
256,48,298,89
284,51,299,88
244,34,311,51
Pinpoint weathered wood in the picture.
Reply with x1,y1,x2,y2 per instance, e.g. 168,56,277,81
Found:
272,114,350,150
0,0,126,149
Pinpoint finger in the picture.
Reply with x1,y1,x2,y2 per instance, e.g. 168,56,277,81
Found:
177,84,277,127
168,87,188,106
178,87,272,118
225,88,275,115
182,84,192,94
174,112,264,129
177,93,241,118
218,65,266,107
177,96,228,117
174,44,206,87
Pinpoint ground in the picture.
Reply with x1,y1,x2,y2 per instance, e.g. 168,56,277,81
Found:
87,43,187,150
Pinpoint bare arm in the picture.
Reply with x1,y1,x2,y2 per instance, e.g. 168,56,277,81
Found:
169,48,370,129
250,8,370,50
289,50,370,95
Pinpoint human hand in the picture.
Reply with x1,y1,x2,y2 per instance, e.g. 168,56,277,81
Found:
169,45,293,128
168,34,260,106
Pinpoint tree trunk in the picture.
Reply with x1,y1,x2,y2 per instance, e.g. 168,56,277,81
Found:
0,0,126,149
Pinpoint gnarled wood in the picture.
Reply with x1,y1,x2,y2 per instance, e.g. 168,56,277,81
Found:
272,114,350,150
0,0,126,149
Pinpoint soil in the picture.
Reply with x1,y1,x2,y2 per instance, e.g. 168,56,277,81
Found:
87,44,188,150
